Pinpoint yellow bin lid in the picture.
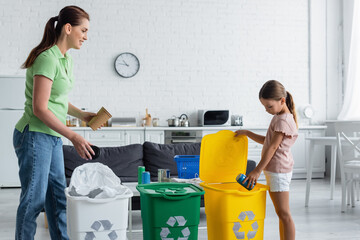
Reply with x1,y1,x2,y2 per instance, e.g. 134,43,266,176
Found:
200,130,248,183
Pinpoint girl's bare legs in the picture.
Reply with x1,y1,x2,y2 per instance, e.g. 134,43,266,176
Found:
269,191,295,240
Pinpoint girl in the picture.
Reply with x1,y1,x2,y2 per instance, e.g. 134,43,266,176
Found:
236,80,298,240
14,6,96,240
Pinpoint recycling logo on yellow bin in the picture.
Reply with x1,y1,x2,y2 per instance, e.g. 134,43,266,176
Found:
160,216,190,240
233,211,258,239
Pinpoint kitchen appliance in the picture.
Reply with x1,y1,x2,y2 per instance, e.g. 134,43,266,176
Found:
165,130,202,144
179,114,190,127
110,117,137,127
167,116,180,127
198,110,231,126
0,76,26,187
231,115,243,126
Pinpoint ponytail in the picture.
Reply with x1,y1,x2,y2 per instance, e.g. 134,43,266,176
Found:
22,16,59,68
22,6,89,68
286,91,298,128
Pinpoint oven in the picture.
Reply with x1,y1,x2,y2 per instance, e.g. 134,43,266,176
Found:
165,130,202,144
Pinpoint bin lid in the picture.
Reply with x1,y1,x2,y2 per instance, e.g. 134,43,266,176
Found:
200,130,248,183
136,182,204,198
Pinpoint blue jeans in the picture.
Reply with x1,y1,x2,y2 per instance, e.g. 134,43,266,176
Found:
13,126,69,240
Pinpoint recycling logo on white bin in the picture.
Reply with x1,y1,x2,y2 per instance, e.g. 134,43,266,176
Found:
160,216,190,240
85,220,118,240
233,211,258,239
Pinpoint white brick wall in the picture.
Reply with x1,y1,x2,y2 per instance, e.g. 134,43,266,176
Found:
0,0,316,127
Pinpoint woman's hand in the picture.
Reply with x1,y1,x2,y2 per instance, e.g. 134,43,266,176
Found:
79,111,105,129
80,111,96,123
69,133,95,160
235,130,248,137
244,168,261,188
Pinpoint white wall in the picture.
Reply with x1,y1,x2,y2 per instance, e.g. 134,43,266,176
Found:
0,0,327,127
326,0,343,120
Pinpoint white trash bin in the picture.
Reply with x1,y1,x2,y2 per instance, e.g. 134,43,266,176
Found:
65,186,133,240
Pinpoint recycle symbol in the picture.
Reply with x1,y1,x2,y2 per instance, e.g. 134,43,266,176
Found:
85,220,118,240
232,211,258,239
160,216,191,240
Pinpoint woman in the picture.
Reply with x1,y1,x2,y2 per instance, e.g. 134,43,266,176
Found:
14,6,96,240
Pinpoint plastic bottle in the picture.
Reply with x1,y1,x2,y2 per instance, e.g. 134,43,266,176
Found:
138,166,145,184
236,173,255,190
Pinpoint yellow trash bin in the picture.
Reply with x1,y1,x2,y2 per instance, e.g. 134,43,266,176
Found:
199,130,269,240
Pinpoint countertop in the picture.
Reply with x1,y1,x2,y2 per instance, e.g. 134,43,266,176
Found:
69,125,327,131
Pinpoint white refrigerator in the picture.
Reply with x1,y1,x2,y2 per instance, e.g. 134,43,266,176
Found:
0,76,26,187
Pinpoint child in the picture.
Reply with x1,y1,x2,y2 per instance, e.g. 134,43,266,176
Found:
235,80,298,240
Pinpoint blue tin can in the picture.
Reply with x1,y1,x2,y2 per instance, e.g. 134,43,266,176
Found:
142,171,151,184
236,173,255,190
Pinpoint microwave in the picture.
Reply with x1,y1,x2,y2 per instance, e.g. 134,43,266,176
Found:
198,110,231,126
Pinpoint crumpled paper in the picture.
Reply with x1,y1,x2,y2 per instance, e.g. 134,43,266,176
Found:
170,177,203,188
68,162,127,199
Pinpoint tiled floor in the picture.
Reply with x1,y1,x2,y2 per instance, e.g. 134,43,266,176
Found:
0,178,360,240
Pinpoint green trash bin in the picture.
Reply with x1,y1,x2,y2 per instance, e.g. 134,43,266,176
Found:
136,182,204,240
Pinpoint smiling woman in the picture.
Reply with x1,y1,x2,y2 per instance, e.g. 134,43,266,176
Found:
13,5,97,240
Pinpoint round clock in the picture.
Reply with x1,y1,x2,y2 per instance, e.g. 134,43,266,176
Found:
303,105,314,119
114,52,140,78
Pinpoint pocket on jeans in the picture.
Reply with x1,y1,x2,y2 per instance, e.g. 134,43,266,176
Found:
13,125,28,149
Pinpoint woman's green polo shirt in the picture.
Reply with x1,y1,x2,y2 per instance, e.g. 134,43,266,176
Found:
15,45,74,137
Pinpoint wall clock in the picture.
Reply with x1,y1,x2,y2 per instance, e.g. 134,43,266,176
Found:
114,52,140,78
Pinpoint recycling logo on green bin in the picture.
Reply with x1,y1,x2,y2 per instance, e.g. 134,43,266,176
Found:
232,211,258,239
160,216,190,240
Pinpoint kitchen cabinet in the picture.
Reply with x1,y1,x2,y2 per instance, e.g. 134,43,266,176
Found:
62,128,145,147
286,129,325,179
61,130,85,145
246,129,267,165
125,130,145,145
145,130,164,144
86,130,126,147
303,129,325,177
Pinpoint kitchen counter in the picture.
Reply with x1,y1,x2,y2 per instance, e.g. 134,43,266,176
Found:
144,125,327,130
69,125,326,131
69,126,145,130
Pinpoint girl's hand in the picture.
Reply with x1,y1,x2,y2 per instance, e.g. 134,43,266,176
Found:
70,133,95,160
244,168,261,188
235,130,248,137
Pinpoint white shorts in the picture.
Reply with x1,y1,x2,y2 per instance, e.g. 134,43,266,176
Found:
264,170,292,192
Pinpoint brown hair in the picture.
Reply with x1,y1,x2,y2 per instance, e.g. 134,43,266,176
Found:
22,6,89,68
259,80,298,128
